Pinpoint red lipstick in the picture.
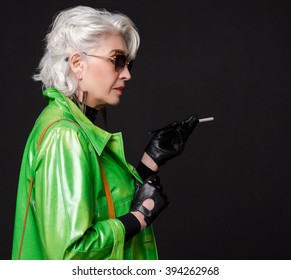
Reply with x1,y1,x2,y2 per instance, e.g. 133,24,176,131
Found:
113,86,125,95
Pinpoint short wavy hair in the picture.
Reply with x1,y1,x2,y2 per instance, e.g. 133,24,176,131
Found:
33,6,140,97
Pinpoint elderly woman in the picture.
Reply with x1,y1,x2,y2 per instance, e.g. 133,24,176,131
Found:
12,6,198,260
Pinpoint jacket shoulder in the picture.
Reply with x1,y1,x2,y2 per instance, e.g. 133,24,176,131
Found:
39,119,87,145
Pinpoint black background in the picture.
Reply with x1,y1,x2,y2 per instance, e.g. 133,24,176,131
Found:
1,0,290,260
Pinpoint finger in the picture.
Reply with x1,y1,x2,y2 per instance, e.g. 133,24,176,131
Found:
185,114,198,127
175,127,186,150
182,115,198,134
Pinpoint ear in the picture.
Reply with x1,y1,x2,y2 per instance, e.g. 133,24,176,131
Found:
69,52,84,80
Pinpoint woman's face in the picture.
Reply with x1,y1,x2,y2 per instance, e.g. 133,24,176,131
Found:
77,33,131,109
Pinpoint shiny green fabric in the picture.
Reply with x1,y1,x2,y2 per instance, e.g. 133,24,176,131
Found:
12,88,158,260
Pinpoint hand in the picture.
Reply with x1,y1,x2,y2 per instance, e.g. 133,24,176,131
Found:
131,175,169,226
145,115,198,166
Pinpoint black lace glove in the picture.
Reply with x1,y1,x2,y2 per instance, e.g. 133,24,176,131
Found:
131,175,169,226
145,115,198,166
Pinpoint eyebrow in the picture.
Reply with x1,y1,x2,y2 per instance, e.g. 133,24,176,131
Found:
109,49,128,56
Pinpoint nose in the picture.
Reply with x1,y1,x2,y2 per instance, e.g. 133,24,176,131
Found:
119,65,131,81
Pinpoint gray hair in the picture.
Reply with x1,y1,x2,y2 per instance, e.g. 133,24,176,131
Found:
33,6,140,97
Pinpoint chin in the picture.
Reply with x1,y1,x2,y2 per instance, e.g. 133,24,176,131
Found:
110,99,121,106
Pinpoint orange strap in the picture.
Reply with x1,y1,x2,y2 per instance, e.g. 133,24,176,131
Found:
97,157,116,219
18,177,34,260
36,120,63,151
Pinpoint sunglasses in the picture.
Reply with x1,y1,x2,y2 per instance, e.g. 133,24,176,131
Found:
82,52,133,73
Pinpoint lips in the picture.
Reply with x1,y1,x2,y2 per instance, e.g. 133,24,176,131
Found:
114,86,125,90
113,86,125,95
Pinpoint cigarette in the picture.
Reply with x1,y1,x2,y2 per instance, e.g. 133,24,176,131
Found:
199,117,214,123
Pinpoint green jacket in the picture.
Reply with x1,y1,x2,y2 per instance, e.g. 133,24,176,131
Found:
12,88,158,260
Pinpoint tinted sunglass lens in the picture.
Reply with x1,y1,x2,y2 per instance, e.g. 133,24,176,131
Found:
115,55,127,72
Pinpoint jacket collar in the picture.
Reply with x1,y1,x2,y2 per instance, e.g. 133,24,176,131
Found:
43,88,112,156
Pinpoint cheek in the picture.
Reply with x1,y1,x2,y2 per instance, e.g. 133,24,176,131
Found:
83,65,119,93
84,69,105,90
99,72,119,92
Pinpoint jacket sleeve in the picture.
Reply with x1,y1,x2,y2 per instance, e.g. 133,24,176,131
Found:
33,124,125,259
